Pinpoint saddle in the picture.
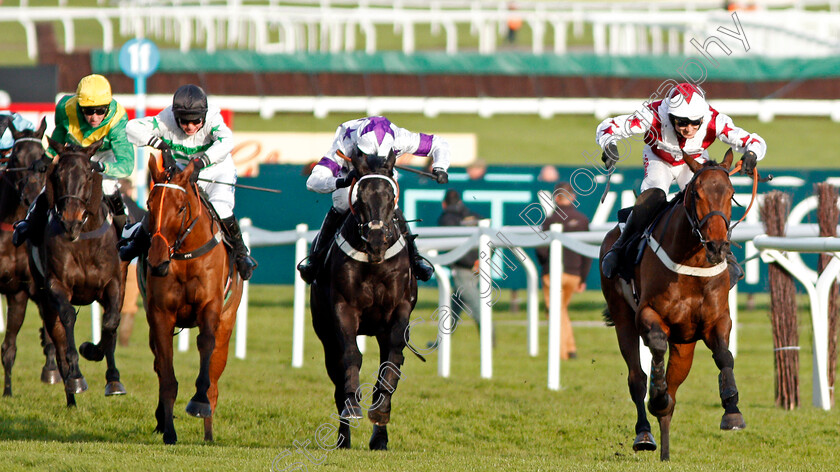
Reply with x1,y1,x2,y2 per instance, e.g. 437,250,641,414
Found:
614,198,680,283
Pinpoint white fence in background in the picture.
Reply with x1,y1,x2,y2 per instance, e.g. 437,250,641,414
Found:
110,94,840,122
3,2,839,59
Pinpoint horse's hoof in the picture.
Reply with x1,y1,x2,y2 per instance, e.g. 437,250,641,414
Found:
632,431,657,451
3,388,11,397
720,412,746,430
41,367,62,384
186,400,213,418
104,381,126,396
79,342,104,362
369,424,388,451
340,406,363,419
65,377,88,394
368,409,390,425
163,431,177,445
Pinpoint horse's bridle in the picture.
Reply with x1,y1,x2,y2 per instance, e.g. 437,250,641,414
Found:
53,151,97,225
350,174,399,243
149,182,201,257
682,164,732,245
4,137,48,206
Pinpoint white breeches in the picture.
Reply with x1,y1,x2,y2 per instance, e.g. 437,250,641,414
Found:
641,146,709,194
332,187,351,213
190,157,236,219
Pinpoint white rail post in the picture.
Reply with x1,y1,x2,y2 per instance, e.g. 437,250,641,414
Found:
235,218,251,359
429,250,453,378
547,223,562,391
519,252,540,357
178,328,189,352
729,283,738,359
478,219,493,379
292,223,308,368
0,297,6,333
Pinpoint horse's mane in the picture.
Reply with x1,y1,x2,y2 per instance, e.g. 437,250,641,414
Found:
672,159,725,202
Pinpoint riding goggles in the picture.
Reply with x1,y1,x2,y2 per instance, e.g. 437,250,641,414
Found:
81,106,109,116
177,117,204,126
672,116,703,127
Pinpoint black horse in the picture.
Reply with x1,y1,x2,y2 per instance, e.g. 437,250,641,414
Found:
0,117,61,396
310,148,418,451
28,138,127,407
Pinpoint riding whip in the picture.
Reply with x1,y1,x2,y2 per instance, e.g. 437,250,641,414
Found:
395,164,437,180
196,177,283,194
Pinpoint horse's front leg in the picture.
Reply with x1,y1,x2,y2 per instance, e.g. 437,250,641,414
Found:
1,291,29,396
657,341,697,461
148,307,178,444
46,282,88,402
335,304,364,421
186,302,220,419
202,297,238,442
79,276,125,396
367,303,411,451
638,307,671,417
704,321,746,431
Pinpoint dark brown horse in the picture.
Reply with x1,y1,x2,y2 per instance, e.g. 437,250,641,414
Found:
311,148,417,451
143,154,243,445
29,138,127,407
600,150,744,461
0,117,61,395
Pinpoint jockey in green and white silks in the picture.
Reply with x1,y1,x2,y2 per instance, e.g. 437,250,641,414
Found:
0,111,36,159
120,84,257,280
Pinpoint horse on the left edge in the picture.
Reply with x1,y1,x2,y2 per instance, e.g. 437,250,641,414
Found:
27,137,127,407
0,116,61,396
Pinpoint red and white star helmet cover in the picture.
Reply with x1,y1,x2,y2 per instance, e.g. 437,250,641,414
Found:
666,83,708,120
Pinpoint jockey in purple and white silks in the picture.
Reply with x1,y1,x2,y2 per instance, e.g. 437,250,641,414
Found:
297,116,451,284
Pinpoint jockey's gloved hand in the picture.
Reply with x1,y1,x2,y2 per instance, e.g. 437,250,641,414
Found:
147,136,171,152
188,154,209,184
90,161,105,173
740,150,757,175
161,149,177,176
30,158,49,173
602,142,619,171
334,170,358,189
432,167,449,184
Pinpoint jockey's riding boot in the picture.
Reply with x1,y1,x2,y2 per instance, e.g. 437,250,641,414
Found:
221,215,258,281
726,251,744,290
12,192,48,247
118,216,151,262
601,188,666,279
297,207,344,284
105,192,128,230
395,208,434,282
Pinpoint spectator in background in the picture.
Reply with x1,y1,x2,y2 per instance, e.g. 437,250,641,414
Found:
506,2,523,44
538,165,559,183
535,182,591,360
467,159,487,181
117,178,147,347
438,189,483,335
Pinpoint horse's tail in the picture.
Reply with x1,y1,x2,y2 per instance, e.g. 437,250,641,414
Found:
602,308,615,327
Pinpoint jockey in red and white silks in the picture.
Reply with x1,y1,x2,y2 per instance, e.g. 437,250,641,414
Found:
306,116,451,212
596,82,766,194
298,116,451,284
597,82,766,280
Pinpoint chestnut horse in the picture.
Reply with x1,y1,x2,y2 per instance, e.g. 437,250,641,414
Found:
0,117,61,395
29,138,127,407
310,148,417,451
143,153,243,445
600,150,745,461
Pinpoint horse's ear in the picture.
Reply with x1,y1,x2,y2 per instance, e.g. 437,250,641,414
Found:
347,146,367,175
682,150,702,173
0,116,11,141
47,136,64,155
148,153,164,183
721,148,734,171
36,117,48,139
85,139,104,157
383,149,396,176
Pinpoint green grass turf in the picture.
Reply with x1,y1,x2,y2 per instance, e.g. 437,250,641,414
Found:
235,112,839,168
0,286,838,471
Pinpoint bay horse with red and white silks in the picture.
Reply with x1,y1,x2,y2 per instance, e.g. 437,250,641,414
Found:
600,149,745,461
0,117,62,395
143,152,243,445
28,138,128,407
310,148,418,451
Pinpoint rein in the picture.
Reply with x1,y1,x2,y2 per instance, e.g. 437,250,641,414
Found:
150,182,221,260
683,165,732,245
